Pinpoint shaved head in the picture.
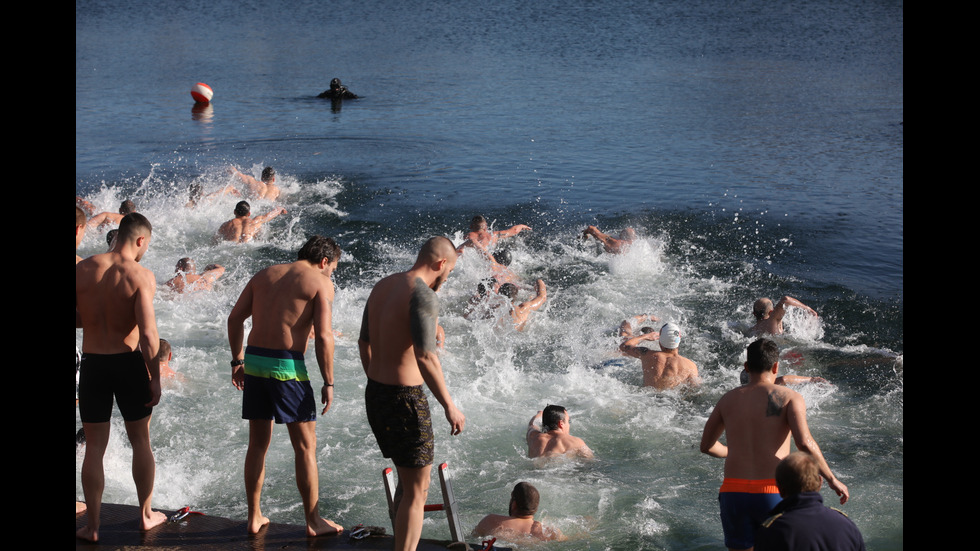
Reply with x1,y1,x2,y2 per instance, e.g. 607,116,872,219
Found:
415,236,457,291
417,236,457,264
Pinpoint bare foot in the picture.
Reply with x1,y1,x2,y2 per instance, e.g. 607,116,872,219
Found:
141,509,167,531
76,524,99,542
248,514,271,534
307,517,343,537
76,501,87,514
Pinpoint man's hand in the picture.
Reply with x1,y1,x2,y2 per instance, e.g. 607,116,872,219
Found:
232,363,245,390
829,478,849,505
446,405,465,436
145,378,162,407
321,384,334,414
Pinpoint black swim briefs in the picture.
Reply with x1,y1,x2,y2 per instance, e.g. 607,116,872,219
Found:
78,351,152,423
365,379,434,468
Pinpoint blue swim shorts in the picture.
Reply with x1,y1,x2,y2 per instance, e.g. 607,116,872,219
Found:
718,479,783,550
241,346,316,424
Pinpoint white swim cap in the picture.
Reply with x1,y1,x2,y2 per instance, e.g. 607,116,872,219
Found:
659,323,681,349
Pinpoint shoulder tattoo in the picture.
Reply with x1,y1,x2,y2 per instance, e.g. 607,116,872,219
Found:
409,278,440,353
765,390,787,417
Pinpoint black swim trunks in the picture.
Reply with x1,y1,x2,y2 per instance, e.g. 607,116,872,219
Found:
78,351,152,423
365,378,434,468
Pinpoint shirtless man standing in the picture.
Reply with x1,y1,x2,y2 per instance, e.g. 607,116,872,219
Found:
165,258,225,293
751,296,818,336
472,482,565,542
526,405,593,459
700,338,848,551
457,215,531,253
227,235,344,536
619,322,700,390
358,236,465,551
216,201,287,243
498,279,547,331
230,165,282,201
76,213,167,541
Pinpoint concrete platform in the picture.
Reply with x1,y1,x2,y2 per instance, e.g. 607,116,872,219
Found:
76,503,506,551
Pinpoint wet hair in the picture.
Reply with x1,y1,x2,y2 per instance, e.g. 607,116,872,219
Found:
510,482,540,517
175,257,195,273
234,201,251,217
117,212,152,242
76,206,87,226
745,338,779,373
106,229,118,248
261,166,275,183
753,298,773,321
639,326,655,334
297,235,341,264
470,215,487,231
542,404,567,432
119,200,136,215
775,452,822,495
498,283,519,301
493,249,512,266
157,339,172,362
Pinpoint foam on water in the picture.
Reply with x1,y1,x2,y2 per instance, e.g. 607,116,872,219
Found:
77,171,902,548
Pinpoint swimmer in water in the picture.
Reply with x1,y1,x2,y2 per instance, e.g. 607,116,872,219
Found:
472,482,566,542
456,215,531,254
751,296,818,336
215,201,287,243
498,279,547,332
86,200,136,231
582,225,636,254
317,78,359,100
165,258,226,293
228,166,281,201
526,405,593,460
186,181,241,208
619,322,700,390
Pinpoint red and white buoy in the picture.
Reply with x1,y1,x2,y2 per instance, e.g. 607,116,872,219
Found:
190,82,213,104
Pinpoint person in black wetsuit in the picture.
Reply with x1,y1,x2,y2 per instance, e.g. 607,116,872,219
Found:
317,78,359,99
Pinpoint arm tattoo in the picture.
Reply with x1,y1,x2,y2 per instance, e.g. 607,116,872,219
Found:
766,390,787,417
409,278,440,353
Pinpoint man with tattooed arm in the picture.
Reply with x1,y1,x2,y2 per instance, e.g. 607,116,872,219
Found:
700,338,849,551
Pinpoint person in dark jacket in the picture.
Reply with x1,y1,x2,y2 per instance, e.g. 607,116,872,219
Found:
755,452,865,551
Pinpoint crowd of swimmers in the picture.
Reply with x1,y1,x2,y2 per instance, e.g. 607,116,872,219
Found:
76,175,862,550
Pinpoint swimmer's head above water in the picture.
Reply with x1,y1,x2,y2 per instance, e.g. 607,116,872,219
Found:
753,298,774,321
234,201,251,217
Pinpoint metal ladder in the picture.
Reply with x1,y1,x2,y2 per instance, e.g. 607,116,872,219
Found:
382,461,465,544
